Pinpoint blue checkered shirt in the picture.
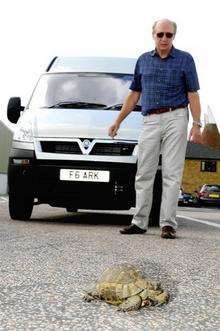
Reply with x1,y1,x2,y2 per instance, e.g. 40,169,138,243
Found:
130,47,200,115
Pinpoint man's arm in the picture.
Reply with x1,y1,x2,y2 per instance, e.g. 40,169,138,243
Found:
188,91,202,144
108,91,141,138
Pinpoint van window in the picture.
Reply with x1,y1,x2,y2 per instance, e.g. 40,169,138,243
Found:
28,73,141,111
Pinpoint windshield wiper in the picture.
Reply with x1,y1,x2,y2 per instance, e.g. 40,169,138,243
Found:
104,104,141,111
45,101,107,109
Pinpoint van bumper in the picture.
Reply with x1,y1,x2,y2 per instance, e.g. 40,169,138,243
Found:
8,149,138,210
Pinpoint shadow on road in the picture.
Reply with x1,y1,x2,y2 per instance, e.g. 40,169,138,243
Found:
30,211,133,227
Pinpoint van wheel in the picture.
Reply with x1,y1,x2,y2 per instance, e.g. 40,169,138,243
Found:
9,193,34,220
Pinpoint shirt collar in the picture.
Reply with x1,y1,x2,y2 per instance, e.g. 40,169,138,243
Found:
150,46,176,58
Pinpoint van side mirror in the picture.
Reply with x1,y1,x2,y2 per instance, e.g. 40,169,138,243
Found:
7,97,25,123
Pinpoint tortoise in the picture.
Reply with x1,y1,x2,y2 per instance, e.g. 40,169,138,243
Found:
83,265,169,311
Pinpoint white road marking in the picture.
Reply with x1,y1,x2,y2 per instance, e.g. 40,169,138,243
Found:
177,214,220,229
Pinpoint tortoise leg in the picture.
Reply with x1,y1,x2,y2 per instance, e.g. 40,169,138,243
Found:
118,295,142,311
83,293,96,302
83,288,100,302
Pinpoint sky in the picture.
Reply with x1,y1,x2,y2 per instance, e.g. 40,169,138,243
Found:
0,0,219,130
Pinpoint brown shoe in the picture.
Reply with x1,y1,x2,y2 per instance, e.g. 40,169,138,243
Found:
120,224,146,234
161,226,176,239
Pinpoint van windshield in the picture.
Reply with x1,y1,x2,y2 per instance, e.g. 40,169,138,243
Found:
28,73,141,111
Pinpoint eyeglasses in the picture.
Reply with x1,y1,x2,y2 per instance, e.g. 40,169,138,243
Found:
156,32,174,39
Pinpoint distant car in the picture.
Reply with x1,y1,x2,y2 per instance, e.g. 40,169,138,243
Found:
178,190,196,206
195,184,220,207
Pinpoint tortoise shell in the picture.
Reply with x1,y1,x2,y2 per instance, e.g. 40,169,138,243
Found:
96,265,157,302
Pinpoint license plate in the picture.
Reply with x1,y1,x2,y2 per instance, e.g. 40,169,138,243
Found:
209,194,219,198
60,169,110,182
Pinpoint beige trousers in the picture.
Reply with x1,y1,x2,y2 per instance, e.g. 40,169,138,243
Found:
132,107,189,230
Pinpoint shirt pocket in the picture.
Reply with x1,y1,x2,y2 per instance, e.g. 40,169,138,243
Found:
167,68,182,87
141,69,155,87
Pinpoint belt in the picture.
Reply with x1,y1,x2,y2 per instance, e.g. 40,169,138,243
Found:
148,105,186,115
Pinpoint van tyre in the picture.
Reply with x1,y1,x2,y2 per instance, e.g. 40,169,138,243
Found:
9,193,34,220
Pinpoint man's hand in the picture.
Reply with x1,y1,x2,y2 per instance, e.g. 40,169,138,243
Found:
188,91,202,144
108,91,141,139
108,123,120,139
189,126,202,144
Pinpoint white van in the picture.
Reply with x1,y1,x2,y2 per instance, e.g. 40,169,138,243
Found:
7,57,162,224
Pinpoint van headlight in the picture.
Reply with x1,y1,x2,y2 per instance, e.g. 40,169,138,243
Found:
13,122,33,142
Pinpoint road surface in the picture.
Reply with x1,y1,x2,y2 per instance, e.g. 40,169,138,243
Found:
0,197,219,330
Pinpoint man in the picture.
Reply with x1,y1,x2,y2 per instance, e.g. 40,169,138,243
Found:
108,19,202,239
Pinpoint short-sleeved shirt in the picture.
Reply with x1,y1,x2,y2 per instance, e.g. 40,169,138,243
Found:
130,46,200,115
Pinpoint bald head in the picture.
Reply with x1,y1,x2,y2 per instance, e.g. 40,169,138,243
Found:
152,19,177,36
152,19,177,57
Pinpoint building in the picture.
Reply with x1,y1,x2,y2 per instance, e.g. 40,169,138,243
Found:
182,142,220,193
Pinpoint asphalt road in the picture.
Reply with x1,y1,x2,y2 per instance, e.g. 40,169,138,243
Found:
0,197,219,331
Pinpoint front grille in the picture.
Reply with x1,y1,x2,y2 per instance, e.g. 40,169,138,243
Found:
90,143,135,156
41,141,82,154
40,141,136,156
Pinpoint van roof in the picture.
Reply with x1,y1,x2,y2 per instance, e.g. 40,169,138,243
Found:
47,56,136,74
